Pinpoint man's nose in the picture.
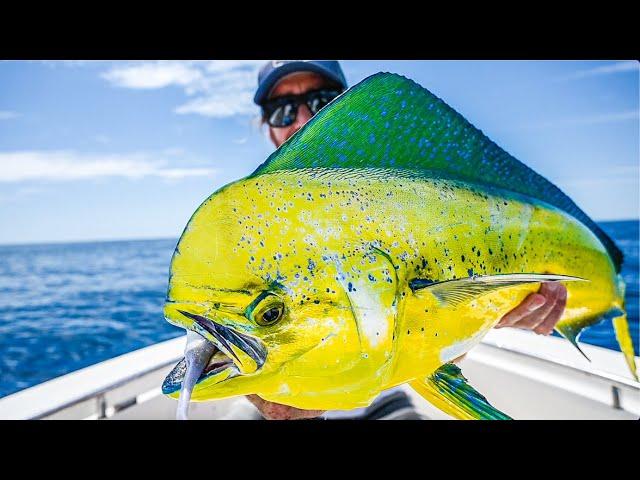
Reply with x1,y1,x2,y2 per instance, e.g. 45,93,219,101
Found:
292,104,313,130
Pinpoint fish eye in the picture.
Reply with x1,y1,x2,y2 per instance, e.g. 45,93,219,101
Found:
258,305,283,326
247,292,285,327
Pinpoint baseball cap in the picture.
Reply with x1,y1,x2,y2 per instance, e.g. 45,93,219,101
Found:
253,60,348,105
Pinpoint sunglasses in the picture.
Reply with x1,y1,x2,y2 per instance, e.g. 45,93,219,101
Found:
261,89,343,128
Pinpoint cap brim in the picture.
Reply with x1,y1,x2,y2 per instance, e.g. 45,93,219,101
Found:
253,62,346,105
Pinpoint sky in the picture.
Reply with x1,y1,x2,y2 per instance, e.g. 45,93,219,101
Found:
0,60,638,245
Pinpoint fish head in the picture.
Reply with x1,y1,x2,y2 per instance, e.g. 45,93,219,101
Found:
162,179,375,404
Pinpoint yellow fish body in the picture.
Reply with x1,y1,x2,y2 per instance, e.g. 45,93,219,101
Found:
162,73,636,419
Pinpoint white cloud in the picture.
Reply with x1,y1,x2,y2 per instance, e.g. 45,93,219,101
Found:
175,90,256,117
0,150,216,183
559,165,639,189
514,110,639,130
101,61,203,89
0,110,20,120
556,60,639,81
40,60,102,68
571,110,639,125
101,61,264,118
558,165,639,220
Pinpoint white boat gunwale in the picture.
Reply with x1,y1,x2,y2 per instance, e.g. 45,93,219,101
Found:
30,359,180,420
0,329,638,420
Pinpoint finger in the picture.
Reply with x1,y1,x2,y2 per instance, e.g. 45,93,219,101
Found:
512,283,562,330
246,394,267,410
538,281,562,299
534,284,567,335
452,353,468,364
513,306,553,330
497,293,546,328
246,394,324,420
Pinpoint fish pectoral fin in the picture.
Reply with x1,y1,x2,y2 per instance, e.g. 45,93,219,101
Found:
410,363,512,420
409,273,586,308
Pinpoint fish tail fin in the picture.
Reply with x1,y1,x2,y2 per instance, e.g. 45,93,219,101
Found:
410,363,512,420
611,275,638,380
612,311,638,381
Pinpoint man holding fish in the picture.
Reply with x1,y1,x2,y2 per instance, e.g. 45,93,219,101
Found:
241,60,568,420
164,62,634,420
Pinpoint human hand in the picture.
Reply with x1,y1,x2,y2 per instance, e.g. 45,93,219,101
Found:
496,282,568,335
246,395,326,420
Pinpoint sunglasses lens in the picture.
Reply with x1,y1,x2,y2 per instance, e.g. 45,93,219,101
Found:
264,90,342,128
307,90,341,115
267,102,296,128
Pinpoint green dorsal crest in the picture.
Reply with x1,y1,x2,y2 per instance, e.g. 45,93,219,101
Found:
251,72,622,271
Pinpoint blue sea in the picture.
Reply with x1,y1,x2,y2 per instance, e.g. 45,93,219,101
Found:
0,220,638,399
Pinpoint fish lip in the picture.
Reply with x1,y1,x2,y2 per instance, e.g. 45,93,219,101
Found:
177,309,268,373
161,355,239,395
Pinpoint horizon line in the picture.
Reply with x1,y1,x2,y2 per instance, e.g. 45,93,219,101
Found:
0,218,638,248
0,235,179,248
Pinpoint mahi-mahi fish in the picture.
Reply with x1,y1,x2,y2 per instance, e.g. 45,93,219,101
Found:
161,73,637,420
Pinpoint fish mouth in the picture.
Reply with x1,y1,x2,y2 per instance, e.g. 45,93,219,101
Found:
162,347,238,395
161,310,268,396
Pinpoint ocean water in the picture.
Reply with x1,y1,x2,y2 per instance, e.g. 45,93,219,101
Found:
0,221,638,399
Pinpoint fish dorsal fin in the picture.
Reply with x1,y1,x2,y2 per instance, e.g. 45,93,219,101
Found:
251,72,622,272
409,273,586,308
